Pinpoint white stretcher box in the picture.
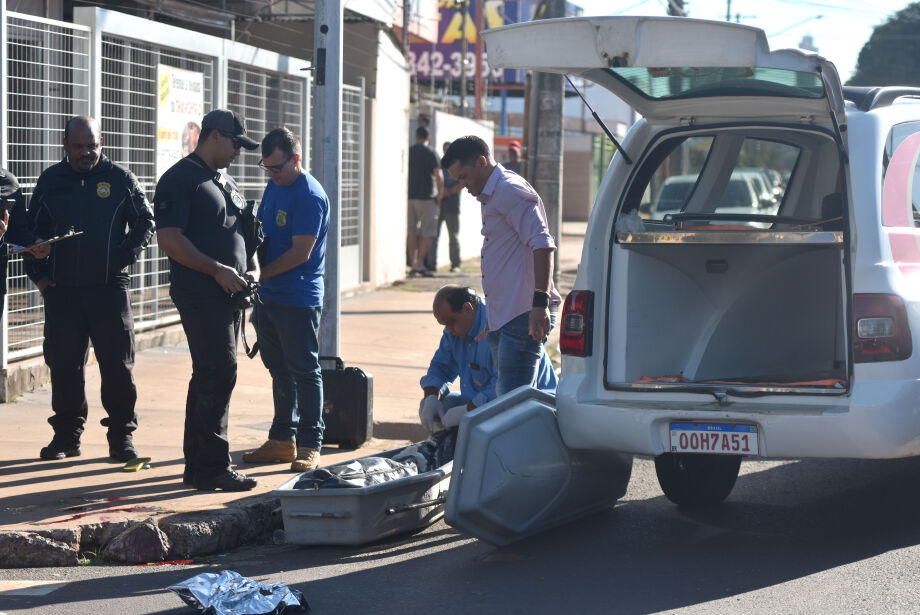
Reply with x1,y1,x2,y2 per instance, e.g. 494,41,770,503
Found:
272,448,452,546
446,387,633,546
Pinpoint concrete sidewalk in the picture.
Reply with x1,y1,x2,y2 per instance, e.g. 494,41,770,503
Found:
0,223,586,566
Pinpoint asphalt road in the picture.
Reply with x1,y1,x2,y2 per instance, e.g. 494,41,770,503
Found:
5,455,920,614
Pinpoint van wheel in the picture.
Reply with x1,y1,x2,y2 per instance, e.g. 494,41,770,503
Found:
654,453,741,508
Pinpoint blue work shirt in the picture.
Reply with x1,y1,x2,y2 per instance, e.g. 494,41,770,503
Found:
257,172,329,307
420,299,557,407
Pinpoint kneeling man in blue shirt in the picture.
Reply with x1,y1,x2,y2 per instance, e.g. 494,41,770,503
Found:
419,285,557,432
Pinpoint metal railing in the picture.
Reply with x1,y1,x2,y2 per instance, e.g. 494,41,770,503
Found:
342,83,362,248
4,12,316,361
5,14,91,360
227,62,307,200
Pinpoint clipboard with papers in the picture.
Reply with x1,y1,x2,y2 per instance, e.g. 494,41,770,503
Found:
7,230,84,255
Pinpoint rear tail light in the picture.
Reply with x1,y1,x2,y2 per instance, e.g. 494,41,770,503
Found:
853,294,912,362
560,290,594,357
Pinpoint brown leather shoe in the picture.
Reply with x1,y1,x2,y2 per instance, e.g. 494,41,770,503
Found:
291,447,321,472
241,439,296,463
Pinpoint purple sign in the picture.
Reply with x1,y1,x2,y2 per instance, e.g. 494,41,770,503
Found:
409,0,582,86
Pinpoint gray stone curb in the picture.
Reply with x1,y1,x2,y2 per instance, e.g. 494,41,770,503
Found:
0,497,281,567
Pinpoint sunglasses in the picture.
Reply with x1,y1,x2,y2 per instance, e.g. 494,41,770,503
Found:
219,131,245,149
258,155,293,173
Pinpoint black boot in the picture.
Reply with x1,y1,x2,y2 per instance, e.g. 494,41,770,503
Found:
108,432,139,462
39,438,81,461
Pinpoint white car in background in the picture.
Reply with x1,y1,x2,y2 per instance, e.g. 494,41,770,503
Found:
446,15,920,545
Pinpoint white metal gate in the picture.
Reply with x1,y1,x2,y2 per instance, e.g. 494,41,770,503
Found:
4,13,91,361
2,8,312,362
340,80,365,289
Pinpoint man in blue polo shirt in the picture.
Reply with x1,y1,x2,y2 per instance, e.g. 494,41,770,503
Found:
418,285,557,433
241,127,329,472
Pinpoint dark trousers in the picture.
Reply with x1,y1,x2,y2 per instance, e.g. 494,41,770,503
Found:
42,284,138,444
425,209,461,270
171,289,240,480
252,299,324,449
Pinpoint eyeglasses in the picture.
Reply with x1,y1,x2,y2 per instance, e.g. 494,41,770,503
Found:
219,131,245,149
259,155,293,173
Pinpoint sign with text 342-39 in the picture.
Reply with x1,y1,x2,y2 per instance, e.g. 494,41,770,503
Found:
156,65,204,180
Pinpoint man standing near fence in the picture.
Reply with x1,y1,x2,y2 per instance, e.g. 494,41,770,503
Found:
154,108,261,492
241,127,329,473
27,115,155,462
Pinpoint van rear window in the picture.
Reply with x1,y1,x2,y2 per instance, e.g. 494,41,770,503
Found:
603,67,825,101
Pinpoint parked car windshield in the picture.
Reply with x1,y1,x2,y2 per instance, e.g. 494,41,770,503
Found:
635,133,799,228
604,67,825,101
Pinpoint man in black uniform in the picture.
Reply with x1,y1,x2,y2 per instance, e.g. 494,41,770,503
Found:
154,108,261,492
0,168,44,312
27,116,155,462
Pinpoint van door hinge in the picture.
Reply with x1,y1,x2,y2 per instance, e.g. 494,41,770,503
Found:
799,115,815,124
679,117,695,126
712,390,731,406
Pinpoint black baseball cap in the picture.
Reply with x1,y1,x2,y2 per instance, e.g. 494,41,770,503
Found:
201,108,259,150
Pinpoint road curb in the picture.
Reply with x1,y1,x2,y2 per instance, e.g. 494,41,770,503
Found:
0,497,281,567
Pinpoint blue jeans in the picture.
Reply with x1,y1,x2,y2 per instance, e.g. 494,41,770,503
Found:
487,310,557,397
252,299,324,449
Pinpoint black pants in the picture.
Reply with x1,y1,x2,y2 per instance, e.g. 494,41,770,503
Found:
171,288,240,480
42,284,138,444
424,209,460,270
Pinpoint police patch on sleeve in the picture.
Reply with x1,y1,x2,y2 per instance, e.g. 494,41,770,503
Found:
97,182,111,198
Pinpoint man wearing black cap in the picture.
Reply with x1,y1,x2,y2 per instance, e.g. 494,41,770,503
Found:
154,108,262,491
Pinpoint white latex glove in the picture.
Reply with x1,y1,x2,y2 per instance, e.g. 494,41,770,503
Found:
441,404,468,429
418,395,444,433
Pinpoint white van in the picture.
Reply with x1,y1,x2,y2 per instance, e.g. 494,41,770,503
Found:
447,16,920,543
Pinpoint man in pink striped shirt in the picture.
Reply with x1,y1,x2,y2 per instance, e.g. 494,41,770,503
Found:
442,136,561,396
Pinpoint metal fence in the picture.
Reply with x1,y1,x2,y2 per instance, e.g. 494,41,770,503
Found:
100,34,218,333
342,84,362,248
227,62,307,200
5,14,91,360
4,12,314,361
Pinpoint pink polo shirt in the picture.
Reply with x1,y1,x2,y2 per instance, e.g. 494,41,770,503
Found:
477,164,562,330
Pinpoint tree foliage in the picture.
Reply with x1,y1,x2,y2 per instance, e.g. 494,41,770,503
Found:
848,2,920,86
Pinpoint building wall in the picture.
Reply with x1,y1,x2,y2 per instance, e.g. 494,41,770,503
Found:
369,28,410,287
430,111,495,270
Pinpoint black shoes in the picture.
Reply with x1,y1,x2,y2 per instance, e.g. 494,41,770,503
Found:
39,441,81,460
193,469,258,492
109,445,140,463
108,434,139,463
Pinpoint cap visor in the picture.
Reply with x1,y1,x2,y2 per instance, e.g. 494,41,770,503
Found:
237,135,259,150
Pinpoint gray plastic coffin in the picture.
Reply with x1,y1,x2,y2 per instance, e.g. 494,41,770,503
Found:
445,387,632,546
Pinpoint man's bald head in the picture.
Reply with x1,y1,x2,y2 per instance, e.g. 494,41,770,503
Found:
433,285,479,339
64,116,99,141
63,116,102,173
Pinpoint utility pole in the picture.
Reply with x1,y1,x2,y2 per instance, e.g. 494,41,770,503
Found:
527,0,565,282
473,0,484,119
313,0,343,359
402,0,410,52
460,0,468,116
726,0,731,21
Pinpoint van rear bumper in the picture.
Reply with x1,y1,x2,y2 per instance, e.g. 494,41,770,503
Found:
556,376,920,459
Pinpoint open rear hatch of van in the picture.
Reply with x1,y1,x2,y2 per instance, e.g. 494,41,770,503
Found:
482,16,845,123
484,16,851,396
